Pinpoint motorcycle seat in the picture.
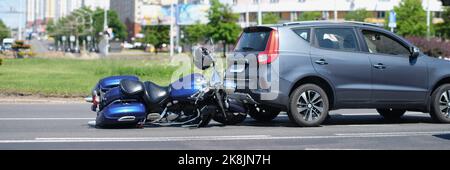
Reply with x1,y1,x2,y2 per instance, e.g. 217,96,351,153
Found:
120,79,145,96
143,81,170,105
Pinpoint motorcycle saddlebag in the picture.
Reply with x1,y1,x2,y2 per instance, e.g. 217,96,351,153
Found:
97,75,139,92
96,102,147,127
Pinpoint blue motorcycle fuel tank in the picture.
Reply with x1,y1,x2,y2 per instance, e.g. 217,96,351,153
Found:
169,73,207,100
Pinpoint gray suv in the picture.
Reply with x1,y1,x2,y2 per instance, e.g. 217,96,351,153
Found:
225,21,450,127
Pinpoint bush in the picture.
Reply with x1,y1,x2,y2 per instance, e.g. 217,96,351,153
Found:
0,58,2,66
17,51,35,58
406,37,450,58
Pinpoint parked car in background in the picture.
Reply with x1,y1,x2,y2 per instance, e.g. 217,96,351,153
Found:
2,38,15,51
225,21,450,127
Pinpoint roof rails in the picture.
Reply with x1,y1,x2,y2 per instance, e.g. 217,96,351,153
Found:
282,20,383,27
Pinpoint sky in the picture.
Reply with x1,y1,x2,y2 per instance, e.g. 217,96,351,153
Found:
0,0,25,29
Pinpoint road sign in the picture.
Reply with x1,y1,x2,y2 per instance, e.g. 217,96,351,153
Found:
388,10,397,28
70,36,76,42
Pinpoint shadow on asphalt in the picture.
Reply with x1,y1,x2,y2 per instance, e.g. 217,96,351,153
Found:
226,114,435,128
433,134,450,140
86,113,436,129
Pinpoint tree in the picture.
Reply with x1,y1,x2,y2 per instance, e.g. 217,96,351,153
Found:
436,7,450,39
0,19,11,41
183,22,210,46
140,25,170,53
262,13,280,25
45,19,56,35
207,0,241,56
345,9,373,22
297,11,322,21
92,8,128,40
392,0,427,36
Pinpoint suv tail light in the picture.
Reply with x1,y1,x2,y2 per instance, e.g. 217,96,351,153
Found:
258,30,279,65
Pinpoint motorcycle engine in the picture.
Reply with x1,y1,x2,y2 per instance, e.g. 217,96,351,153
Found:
147,113,161,122
167,112,180,121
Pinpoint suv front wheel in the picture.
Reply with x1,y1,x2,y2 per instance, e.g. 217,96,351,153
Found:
430,84,450,123
288,84,329,127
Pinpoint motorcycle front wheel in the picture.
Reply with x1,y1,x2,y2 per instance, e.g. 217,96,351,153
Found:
196,105,215,127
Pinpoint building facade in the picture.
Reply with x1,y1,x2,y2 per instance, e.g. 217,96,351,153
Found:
26,0,110,33
110,0,207,38
230,0,444,27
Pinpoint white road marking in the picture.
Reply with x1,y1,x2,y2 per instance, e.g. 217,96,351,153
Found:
335,131,450,136
0,131,448,143
335,112,425,116
0,118,94,121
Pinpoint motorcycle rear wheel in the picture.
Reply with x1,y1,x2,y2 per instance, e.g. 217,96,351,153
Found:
213,112,248,125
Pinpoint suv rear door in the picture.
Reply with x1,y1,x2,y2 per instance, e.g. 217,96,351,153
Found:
310,27,372,106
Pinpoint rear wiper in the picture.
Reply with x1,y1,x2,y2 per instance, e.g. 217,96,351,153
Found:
240,47,256,51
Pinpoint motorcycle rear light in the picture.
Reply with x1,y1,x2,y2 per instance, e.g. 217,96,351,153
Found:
258,29,279,65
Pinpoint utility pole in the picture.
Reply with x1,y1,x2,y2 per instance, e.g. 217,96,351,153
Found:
175,2,180,54
257,0,262,25
426,0,431,40
18,0,23,40
103,8,109,56
334,0,338,21
170,2,174,57
246,4,249,27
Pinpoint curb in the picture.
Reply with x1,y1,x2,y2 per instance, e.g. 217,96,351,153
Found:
0,98,86,104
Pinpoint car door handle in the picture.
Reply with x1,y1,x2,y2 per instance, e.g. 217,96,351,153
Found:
315,59,328,65
373,63,386,69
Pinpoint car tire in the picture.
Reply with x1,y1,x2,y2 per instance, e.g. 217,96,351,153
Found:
430,84,450,123
288,84,329,127
248,105,281,122
213,112,248,125
376,109,406,120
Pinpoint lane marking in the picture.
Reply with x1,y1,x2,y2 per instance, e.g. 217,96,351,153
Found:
0,131,448,143
335,131,450,136
335,113,425,116
0,118,94,121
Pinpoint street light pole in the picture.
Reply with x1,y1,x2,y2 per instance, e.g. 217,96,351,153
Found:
334,0,338,21
426,0,431,40
258,0,262,25
103,8,109,56
170,2,175,57
18,0,23,40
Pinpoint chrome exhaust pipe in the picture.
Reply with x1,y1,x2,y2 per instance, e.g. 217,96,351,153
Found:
118,116,136,122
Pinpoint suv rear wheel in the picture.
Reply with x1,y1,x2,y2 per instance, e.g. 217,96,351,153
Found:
248,105,281,122
430,84,450,123
376,109,406,120
288,84,329,127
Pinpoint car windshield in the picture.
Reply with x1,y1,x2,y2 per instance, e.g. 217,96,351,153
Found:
235,31,270,52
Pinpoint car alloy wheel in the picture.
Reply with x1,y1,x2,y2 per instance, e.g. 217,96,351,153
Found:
439,90,450,118
297,90,324,122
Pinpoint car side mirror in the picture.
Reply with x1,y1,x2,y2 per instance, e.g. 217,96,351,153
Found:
410,46,420,58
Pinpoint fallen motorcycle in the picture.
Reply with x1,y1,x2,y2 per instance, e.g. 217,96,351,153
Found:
86,43,248,128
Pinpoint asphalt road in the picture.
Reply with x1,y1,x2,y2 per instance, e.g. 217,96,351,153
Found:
0,103,449,150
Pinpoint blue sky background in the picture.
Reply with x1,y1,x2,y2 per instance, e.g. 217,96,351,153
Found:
0,0,25,28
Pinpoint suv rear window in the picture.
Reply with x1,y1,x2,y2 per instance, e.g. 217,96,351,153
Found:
293,28,310,42
235,30,271,52
314,28,359,51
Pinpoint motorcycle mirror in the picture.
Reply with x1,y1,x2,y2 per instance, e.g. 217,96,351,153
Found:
193,47,214,70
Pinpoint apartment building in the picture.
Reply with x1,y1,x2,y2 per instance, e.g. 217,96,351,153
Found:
26,0,109,33
230,0,444,27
